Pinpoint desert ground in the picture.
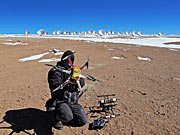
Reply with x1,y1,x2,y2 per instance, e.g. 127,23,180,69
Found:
0,37,180,135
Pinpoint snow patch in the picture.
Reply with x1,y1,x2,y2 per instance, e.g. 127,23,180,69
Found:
112,56,125,60
54,52,64,55
123,48,130,51
18,52,49,62
138,56,151,61
108,48,114,51
2,42,28,45
5,39,13,41
168,48,178,51
173,77,180,81
1,34,180,49
38,58,61,62
49,49,61,53
112,46,130,51
85,41,95,43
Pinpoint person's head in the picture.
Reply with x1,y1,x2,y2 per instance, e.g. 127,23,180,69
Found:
57,50,74,69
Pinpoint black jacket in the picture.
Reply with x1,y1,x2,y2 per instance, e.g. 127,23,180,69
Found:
48,62,85,103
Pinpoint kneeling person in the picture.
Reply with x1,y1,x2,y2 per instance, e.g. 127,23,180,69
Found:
46,50,88,130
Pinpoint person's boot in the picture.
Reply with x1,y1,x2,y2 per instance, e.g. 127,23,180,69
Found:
53,121,64,130
50,112,64,130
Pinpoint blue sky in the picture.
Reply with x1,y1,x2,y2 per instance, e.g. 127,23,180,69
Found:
0,0,179,35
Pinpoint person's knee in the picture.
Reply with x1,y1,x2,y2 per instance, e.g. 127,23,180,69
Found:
56,112,73,123
71,104,88,126
76,112,88,127
79,116,88,126
62,113,73,123
56,103,74,123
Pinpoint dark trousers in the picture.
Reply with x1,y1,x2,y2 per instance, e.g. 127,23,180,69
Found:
55,102,88,127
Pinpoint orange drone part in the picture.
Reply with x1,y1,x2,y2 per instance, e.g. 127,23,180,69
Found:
72,66,80,80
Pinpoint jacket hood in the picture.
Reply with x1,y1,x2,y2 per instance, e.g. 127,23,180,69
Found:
57,50,74,70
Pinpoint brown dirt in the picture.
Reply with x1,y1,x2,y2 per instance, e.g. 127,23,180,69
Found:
164,42,180,45
0,37,180,135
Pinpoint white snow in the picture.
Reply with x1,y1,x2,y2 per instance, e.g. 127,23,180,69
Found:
0,34,180,49
138,56,151,61
18,52,49,62
168,48,178,51
2,42,28,45
111,56,125,60
173,77,180,81
85,41,95,43
108,48,114,50
123,48,130,51
5,39,13,41
49,49,61,53
78,37,180,49
54,52,64,55
111,46,130,51
38,58,61,62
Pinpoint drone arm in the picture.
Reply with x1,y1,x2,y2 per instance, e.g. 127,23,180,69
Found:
80,56,89,70
48,68,71,93
76,80,82,92
80,62,88,70
68,56,74,68
78,85,89,100
45,64,71,74
60,69,71,74
52,77,71,93
86,74,102,83
78,74,87,79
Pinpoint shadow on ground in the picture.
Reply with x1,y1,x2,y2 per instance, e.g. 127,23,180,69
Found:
0,108,53,135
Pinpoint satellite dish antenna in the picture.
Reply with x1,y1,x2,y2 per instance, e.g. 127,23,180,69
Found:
53,31,57,35
137,31,142,36
99,29,105,36
158,32,162,36
37,29,45,36
117,32,121,35
25,30,30,35
57,31,63,35
125,32,129,36
132,31,136,36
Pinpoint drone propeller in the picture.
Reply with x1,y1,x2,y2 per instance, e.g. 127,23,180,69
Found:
78,85,89,100
87,74,102,83
62,52,76,61
45,64,64,69
45,64,55,67
45,64,71,74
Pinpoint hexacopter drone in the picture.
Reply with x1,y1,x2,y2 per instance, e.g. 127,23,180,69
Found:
45,52,101,98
